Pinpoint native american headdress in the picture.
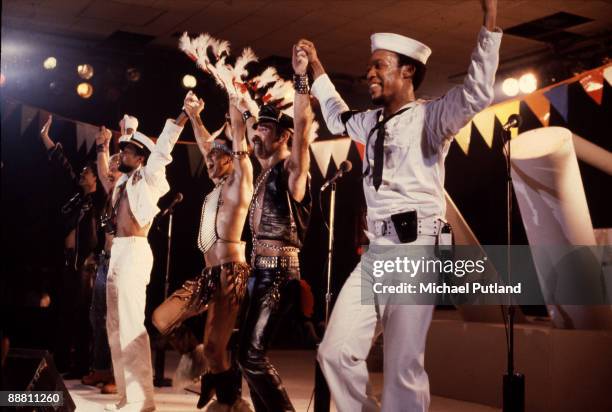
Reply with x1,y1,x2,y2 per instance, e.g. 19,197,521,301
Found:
179,32,318,141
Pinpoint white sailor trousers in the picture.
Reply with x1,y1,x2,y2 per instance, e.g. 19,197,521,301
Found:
106,237,155,409
318,235,436,412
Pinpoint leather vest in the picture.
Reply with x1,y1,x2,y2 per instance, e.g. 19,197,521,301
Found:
257,159,312,248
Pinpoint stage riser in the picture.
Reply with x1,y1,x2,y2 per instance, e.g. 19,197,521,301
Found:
425,320,612,412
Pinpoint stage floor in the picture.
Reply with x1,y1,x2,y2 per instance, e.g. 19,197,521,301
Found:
66,350,500,412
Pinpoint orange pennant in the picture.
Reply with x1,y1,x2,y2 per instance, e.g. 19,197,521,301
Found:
579,71,604,105
523,92,550,127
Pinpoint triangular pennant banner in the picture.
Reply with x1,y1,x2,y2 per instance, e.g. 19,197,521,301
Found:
354,141,365,161
544,83,569,122
186,144,204,178
472,109,496,148
76,122,99,153
453,121,472,154
603,65,612,87
310,140,332,176
579,71,604,105
329,138,352,169
21,105,38,135
523,92,550,127
494,99,521,138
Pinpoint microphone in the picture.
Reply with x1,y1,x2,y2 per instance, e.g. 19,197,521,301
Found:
502,114,522,131
160,192,184,217
320,160,352,192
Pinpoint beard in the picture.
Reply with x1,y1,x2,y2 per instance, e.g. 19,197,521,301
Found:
118,162,134,173
371,94,385,106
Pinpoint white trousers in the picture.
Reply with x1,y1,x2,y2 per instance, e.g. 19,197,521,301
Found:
318,236,436,412
106,237,155,409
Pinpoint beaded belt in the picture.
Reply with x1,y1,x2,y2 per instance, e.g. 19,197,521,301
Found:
254,255,300,270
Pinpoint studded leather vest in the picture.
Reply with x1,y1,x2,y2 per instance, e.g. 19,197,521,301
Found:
256,159,312,248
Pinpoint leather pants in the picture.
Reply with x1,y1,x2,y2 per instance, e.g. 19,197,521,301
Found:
238,266,300,412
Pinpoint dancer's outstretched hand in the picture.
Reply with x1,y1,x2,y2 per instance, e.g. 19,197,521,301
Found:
296,39,319,66
292,44,308,75
96,126,112,147
40,115,52,140
183,90,204,118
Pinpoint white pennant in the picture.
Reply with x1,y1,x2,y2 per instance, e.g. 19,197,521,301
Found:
603,65,612,87
329,138,352,169
20,105,38,135
76,122,99,153
310,140,332,177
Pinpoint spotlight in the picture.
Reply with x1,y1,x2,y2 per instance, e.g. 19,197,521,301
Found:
126,67,141,82
502,77,519,97
182,74,197,89
77,64,94,80
43,57,57,70
519,73,537,94
77,82,93,99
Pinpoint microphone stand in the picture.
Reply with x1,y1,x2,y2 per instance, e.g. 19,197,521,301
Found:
501,124,524,412
314,182,336,412
153,209,174,387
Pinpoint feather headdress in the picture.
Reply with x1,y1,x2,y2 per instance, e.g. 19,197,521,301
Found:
179,32,318,142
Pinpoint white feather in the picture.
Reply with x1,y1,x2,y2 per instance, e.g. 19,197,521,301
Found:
254,67,279,89
234,47,258,80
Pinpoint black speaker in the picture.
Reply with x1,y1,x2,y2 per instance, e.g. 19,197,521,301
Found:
2,348,76,412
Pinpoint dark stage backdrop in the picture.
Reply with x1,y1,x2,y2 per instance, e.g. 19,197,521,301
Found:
1,73,610,349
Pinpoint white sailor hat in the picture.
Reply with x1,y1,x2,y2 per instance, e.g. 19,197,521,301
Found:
370,33,432,65
119,131,155,156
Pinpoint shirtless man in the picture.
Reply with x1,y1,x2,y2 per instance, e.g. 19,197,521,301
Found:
152,91,253,411
83,116,138,394
102,107,187,412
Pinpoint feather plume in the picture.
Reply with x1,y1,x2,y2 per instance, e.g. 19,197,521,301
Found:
234,47,257,81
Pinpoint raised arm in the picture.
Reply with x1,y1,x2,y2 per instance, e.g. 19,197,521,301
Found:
286,44,313,203
425,0,501,148
40,115,56,150
183,91,214,157
95,126,113,194
40,115,78,185
228,95,253,192
143,111,186,187
298,39,371,143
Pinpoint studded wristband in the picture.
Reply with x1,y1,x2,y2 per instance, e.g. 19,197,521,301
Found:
293,74,309,94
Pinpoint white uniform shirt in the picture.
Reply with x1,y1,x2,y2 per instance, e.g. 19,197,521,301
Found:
113,119,184,227
311,27,502,240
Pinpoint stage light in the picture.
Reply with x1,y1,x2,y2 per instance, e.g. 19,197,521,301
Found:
182,74,196,89
77,82,93,99
502,77,519,97
43,57,57,70
77,64,94,80
126,67,141,82
0,73,5,87
519,73,537,94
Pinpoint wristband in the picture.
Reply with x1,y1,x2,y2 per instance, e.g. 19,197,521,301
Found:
293,74,309,94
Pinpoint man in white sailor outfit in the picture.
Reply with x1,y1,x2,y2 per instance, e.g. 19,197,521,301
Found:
104,110,188,411
296,1,501,410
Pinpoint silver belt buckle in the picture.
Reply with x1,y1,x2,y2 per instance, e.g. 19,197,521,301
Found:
374,220,387,237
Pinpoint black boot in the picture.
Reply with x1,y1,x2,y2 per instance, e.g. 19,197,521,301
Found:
215,369,241,406
197,372,216,409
